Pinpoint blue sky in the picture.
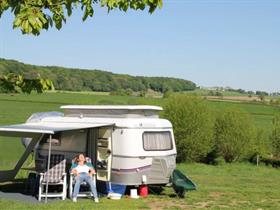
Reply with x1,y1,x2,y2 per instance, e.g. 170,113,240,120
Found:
0,0,279,92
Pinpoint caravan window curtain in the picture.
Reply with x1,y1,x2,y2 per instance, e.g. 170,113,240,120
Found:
143,131,172,151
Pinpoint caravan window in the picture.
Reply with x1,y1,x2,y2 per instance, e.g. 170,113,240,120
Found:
39,133,61,146
143,131,173,151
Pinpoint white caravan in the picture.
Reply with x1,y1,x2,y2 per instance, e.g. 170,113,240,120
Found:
0,105,177,186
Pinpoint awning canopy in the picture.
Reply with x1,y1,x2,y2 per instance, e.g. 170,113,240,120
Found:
0,122,114,137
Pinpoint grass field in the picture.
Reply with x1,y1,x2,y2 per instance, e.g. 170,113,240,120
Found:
0,92,280,209
185,89,246,96
0,163,280,209
207,100,280,131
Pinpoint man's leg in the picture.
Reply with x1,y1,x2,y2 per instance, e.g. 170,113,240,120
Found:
73,175,83,199
85,175,98,200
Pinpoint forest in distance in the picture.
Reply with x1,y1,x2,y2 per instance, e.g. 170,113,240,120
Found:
0,58,196,93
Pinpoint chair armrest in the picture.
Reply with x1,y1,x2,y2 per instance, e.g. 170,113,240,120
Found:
38,172,44,182
70,173,75,181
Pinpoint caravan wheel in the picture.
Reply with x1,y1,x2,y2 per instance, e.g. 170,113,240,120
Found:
173,187,185,198
148,185,164,195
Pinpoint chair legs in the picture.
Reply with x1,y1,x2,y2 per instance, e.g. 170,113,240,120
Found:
63,175,67,200
69,174,97,199
38,175,43,201
69,174,73,198
38,183,42,201
38,184,66,201
38,174,67,201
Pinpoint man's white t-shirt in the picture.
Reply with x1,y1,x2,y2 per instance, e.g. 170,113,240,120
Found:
75,164,90,174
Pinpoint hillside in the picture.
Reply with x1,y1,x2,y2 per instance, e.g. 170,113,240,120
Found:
0,58,196,93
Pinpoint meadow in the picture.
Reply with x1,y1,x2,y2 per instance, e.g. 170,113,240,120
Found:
0,92,279,209
0,163,280,209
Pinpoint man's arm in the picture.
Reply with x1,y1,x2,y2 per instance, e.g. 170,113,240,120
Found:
71,168,78,176
89,167,96,176
71,163,79,175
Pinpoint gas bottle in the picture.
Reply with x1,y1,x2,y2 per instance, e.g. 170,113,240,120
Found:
139,185,148,197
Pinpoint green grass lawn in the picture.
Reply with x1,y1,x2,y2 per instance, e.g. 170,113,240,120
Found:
0,163,279,209
175,163,280,209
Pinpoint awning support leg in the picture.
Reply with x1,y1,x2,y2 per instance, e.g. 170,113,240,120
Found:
45,134,52,203
0,134,44,182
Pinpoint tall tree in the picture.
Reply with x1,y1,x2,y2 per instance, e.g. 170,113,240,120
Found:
163,95,214,162
214,108,254,162
0,0,162,35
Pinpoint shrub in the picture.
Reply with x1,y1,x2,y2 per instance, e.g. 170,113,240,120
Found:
139,90,146,97
208,90,214,96
213,156,226,165
215,91,223,97
125,88,133,96
249,128,271,159
110,88,132,96
258,94,266,102
271,114,280,157
163,95,214,162
214,108,254,162
261,156,280,168
163,90,173,99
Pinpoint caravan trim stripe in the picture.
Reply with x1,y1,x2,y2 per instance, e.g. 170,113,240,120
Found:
111,164,152,173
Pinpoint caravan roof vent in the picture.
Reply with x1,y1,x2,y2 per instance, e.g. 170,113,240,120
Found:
60,105,163,118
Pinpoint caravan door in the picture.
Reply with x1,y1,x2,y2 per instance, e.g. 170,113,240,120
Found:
96,127,112,181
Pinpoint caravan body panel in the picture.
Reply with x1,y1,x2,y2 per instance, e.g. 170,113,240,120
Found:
25,105,177,185
110,127,176,185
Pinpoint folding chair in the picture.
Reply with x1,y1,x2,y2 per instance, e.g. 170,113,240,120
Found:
69,157,97,198
38,154,67,201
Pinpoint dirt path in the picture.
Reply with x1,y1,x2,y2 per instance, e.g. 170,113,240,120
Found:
146,198,189,210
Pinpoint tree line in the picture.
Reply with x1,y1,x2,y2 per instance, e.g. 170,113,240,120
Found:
0,58,196,93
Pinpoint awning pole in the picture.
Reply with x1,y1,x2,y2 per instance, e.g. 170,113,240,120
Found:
45,134,52,203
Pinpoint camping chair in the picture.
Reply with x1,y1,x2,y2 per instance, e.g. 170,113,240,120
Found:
69,157,97,198
171,169,197,198
38,154,67,201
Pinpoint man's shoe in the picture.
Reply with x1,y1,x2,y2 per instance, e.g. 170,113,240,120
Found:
73,197,77,202
94,198,99,203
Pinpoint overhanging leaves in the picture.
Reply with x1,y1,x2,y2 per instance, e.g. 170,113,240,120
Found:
0,0,163,35
0,73,55,94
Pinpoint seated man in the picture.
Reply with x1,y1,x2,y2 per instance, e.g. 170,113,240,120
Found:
71,153,99,203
